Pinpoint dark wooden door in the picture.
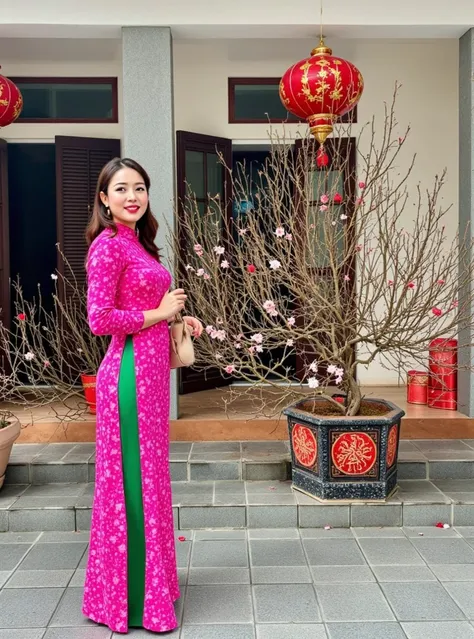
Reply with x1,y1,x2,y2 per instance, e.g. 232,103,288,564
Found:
55,135,120,287
176,131,233,394
293,137,357,382
0,139,9,334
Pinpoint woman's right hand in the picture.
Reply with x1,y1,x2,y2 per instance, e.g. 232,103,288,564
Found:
156,288,187,322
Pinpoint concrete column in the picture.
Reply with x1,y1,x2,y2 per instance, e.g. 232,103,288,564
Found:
122,26,178,419
458,28,474,417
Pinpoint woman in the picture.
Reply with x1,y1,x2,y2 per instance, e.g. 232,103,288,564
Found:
82,157,203,634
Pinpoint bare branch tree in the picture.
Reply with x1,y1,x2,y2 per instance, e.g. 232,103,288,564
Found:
171,85,474,416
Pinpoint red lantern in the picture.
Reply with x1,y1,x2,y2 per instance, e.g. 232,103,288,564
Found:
280,39,364,144
407,370,428,405
0,71,23,127
316,146,329,168
429,338,457,391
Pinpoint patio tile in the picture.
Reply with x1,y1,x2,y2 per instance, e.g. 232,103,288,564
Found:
49,587,91,626
241,442,289,456
0,532,40,544
299,506,350,528
184,585,253,624
175,540,192,568
253,584,321,623
0,573,10,588
246,494,296,505
43,628,112,639
12,496,79,509
18,542,87,570
429,461,474,479
243,463,288,481
352,527,406,538
0,631,47,639
410,538,474,564
245,481,293,494
403,504,452,527
249,539,306,566
414,440,474,452
0,587,64,627
403,526,460,538
192,442,241,453
401,621,474,639
325,622,406,639
30,464,88,484
358,538,425,565
190,462,241,481
247,506,297,528
315,583,394,621
193,530,245,541
38,532,90,543
455,526,474,537
5,569,74,588
180,506,246,529
248,528,298,539
69,568,86,587
300,528,354,539
188,568,250,585
371,565,436,582
256,624,327,639
429,564,474,581
310,566,375,583
181,626,254,639
397,462,427,480
302,539,367,565
251,566,312,583
191,541,248,567
0,544,32,571
214,482,246,496
350,505,402,527
8,509,76,532
381,582,464,621
454,505,474,526
0,485,29,508
443,582,474,618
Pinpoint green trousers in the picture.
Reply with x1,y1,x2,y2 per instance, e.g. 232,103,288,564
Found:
118,336,146,627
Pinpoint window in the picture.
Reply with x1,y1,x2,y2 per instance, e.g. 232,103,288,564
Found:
11,77,118,123
228,77,357,125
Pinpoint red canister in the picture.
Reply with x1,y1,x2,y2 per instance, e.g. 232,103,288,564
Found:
427,387,457,411
429,338,457,391
407,370,428,405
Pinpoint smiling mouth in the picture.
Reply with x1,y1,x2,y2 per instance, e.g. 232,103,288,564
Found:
125,206,140,213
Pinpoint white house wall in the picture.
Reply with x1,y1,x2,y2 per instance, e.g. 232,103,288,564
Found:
0,36,459,386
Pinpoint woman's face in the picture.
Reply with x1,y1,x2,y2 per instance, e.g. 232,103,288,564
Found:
100,167,149,228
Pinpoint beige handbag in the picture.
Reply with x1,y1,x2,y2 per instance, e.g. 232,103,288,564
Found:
170,314,195,369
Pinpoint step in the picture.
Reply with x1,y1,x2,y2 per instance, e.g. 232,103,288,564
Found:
5,440,474,485
0,479,473,533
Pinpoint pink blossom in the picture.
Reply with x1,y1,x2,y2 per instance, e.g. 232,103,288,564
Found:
286,339,294,347
239,228,248,236
44,360,51,367
437,279,445,285
309,361,318,373
308,377,319,389
344,275,350,281
450,300,458,310
356,197,364,206
340,214,348,220
206,325,215,335
320,194,329,204
215,330,226,341
269,260,281,270
335,376,343,385
285,233,293,241
194,244,204,256
275,226,285,238
251,333,263,344
213,245,225,255
327,364,337,375
196,268,205,277
225,365,235,374
333,193,343,204
356,244,363,252
234,342,242,349
287,316,296,327
407,282,415,289
388,280,394,286
255,345,263,353
263,300,278,317
432,307,443,317
248,346,256,354
319,205,328,213
358,181,366,189
203,273,210,280
220,260,230,269
185,264,194,272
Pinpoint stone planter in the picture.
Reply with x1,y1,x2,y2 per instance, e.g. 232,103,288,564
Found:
283,396,405,501
0,413,21,491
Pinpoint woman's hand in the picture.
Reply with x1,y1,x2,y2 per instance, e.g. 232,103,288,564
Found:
183,316,204,338
156,289,187,322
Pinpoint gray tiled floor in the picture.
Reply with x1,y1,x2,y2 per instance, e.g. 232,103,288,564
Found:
1,527,474,637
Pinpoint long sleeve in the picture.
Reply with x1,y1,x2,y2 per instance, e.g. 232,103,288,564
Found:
87,236,145,336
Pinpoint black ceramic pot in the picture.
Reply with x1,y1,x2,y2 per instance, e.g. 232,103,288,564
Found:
283,396,405,501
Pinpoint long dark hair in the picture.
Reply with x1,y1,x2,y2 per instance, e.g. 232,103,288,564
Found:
85,157,160,261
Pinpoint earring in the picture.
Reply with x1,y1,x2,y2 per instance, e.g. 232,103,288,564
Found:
106,207,111,219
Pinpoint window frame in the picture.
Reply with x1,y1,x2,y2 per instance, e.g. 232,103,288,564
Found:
10,77,119,124
228,77,357,125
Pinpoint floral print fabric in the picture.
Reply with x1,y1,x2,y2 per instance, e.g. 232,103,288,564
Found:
82,223,179,634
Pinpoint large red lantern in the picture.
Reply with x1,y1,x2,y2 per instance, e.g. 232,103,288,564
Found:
279,39,364,144
0,70,23,128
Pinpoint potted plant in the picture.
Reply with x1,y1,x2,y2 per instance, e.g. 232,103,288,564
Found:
172,88,474,501
0,410,20,490
0,251,108,421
